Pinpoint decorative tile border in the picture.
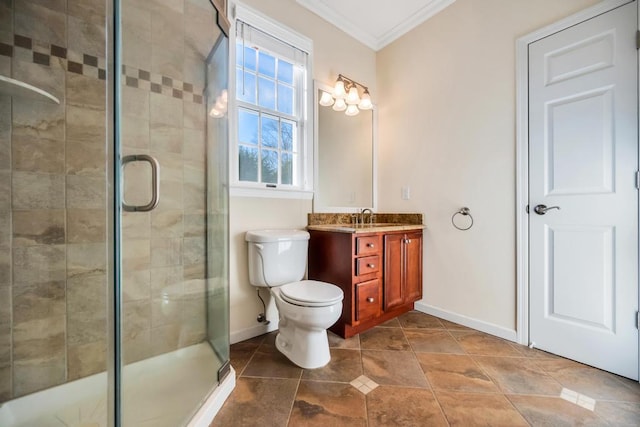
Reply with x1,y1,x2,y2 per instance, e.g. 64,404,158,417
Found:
122,64,203,104
0,34,107,81
0,34,203,104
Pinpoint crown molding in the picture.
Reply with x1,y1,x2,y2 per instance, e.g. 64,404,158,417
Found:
376,0,456,50
296,0,456,51
296,0,379,50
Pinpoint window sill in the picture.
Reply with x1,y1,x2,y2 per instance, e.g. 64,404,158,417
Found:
230,186,314,200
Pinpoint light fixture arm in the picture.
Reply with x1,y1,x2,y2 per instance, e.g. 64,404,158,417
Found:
338,74,369,93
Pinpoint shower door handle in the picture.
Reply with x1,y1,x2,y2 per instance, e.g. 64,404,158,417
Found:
121,154,160,212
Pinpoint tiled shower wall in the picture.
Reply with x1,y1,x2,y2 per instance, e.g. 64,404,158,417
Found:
0,0,108,401
0,0,215,401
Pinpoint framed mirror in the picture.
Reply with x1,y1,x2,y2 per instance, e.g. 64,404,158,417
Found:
313,81,377,212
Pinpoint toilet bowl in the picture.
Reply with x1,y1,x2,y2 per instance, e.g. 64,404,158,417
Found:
271,280,342,368
245,230,343,369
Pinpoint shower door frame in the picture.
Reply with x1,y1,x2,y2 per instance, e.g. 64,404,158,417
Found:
106,0,117,425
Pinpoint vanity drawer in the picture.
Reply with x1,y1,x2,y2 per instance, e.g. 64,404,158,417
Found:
355,279,381,322
356,255,379,276
355,236,379,255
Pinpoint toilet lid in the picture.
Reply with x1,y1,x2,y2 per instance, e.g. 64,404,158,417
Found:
279,280,343,307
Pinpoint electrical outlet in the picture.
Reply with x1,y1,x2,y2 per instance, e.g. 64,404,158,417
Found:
401,186,410,200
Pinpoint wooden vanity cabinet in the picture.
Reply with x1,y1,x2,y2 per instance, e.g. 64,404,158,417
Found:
308,229,423,338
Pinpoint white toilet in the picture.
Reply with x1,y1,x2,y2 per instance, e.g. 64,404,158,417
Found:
245,229,343,369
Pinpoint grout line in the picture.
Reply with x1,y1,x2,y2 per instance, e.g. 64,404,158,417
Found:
502,393,533,425
284,370,302,426
467,352,503,393
234,345,259,378
357,333,370,427
429,388,452,427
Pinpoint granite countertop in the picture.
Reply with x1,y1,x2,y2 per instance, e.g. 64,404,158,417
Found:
307,223,425,234
307,212,425,234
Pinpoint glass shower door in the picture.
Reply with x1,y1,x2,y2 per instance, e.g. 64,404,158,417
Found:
117,0,229,425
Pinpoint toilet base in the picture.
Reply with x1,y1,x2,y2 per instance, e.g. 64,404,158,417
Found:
275,321,331,369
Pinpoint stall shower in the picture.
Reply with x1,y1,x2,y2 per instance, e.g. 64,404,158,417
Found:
0,0,231,425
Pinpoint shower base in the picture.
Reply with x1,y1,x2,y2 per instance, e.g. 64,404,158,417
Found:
0,342,233,427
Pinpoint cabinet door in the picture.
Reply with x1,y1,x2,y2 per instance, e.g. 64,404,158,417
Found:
404,232,423,302
383,233,404,310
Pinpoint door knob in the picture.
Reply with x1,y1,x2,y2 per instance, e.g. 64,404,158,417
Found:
534,204,560,215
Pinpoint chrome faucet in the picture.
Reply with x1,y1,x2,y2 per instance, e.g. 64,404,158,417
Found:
360,208,374,225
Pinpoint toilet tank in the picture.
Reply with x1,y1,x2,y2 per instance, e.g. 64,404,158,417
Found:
245,229,310,287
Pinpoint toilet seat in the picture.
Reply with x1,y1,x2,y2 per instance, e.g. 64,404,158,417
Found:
279,280,343,307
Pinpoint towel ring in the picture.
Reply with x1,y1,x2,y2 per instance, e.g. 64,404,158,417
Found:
452,207,473,231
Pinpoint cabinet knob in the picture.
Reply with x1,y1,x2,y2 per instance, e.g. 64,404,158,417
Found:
367,243,374,248
367,263,375,268
404,239,412,244
366,297,375,303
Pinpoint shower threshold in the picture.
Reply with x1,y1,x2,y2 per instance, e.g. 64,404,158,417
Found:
0,342,224,427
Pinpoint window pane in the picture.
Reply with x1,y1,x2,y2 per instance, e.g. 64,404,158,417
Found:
277,60,293,84
258,77,276,110
235,44,256,71
239,146,259,182
281,152,293,185
261,149,278,184
261,115,279,148
238,109,259,145
236,68,256,104
258,52,275,78
277,84,293,115
281,120,293,151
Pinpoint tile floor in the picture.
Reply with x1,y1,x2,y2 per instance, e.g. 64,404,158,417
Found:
211,311,640,426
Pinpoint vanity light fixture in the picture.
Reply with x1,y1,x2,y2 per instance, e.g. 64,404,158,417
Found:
319,74,372,116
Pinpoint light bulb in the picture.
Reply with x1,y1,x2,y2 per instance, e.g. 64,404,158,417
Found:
221,89,228,102
332,98,347,112
345,104,359,116
332,79,346,99
345,86,360,105
209,107,223,118
358,90,372,110
319,91,334,107
215,97,227,112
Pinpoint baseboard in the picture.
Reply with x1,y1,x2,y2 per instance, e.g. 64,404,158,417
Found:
414,302,518,342
230,319,279,344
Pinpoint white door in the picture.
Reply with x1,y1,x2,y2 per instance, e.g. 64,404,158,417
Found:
529,2,639,380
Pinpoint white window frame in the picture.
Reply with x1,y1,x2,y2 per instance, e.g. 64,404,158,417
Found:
229,2,314,199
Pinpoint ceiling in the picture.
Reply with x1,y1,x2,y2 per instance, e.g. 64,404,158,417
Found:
295,0,456,51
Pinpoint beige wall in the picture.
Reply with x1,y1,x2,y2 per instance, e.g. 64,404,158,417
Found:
228,0,376,341
376,0,599,332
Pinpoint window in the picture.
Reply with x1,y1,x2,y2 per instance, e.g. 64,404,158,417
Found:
231,8,313,197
